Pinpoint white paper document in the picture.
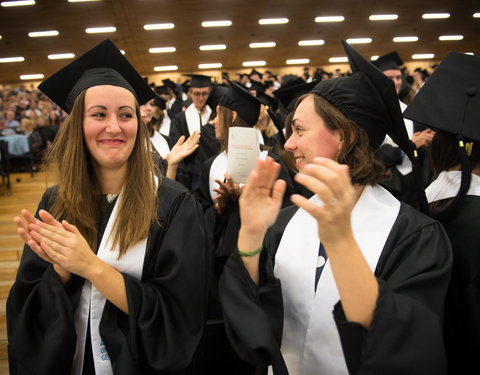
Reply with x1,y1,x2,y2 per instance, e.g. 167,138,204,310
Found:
227,127,259,184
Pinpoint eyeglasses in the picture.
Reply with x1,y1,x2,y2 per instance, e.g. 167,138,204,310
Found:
192,91,209,97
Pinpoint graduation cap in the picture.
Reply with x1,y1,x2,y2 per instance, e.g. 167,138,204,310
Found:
403,51,480,218
218,80,260,126
312,40,429,212
206,83,229,109
38,39,154,114
184,74,212,88
162,78,176,91
155,85,169,96
248,81,265,94
373,51,403,72
153,93,167,110
256,92,279,112
274,79,318,113
249,69,263,79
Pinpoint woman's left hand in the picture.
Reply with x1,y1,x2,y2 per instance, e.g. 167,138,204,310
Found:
28,209,100,280
291,157,357,247
213,174,241,214
166,130,200,166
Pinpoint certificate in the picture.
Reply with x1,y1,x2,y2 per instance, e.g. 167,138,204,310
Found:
227,127,259,184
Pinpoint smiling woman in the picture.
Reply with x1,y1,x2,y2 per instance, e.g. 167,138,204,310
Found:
6,39,207,375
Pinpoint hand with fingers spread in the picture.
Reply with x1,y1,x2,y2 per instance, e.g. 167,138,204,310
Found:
14,209,72,283
166,130,201,166
213,173,241,215
26,209,100,281
290,157,360,247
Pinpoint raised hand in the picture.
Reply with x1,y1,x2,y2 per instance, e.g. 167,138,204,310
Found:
166,130,201,166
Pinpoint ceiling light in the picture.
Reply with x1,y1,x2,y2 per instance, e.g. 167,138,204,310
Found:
149,47,176,53
154,65,178,72
120,50,125,55
371,56,379,61
329,57,348,63
258,18,288,25
465,52,474,55
249,42,276,48
346,38,372,44
422,13,450,19
286,59,310,65
20,74,44,80
298,39,325,46
1,1,35,6
48,53,75,60
439,35,464,41
144,23,175,30
412,54,435,59
0,56,25,63
474,13,480,18
198,63,222,69
199,44,227,51
393,36,418,42
315,16,344,23
0,35,2,40
201,20,232,27
242,61,266,67
28,30,59,37
369,14,398,21
85,26,116,33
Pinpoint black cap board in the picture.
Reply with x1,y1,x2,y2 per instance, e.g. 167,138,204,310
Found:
218,80,260,126
372,51,403,72
38,39,154,114
274,79,318,113
184,74,212,88
249,69,263,79
207,84,229,110
248,81,265,94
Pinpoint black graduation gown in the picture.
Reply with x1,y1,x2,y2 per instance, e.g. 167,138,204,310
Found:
433,196,480,374
190,151,294,375
170,115,220,191
218,202,452,375
6,178,208,375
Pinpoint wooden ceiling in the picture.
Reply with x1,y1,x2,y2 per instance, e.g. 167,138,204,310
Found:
0,0,478,84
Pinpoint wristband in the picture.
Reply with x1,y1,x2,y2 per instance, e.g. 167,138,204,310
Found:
238,246,263,257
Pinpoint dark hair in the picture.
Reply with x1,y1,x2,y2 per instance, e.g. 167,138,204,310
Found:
429,132,480,178
295,93,389,185
217,105,251,153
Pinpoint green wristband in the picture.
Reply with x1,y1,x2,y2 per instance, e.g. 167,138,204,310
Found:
238,246,263,257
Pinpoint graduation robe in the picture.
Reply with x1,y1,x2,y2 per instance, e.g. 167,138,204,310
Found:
218,185,452,375
7,178,208,375
426,171,480,374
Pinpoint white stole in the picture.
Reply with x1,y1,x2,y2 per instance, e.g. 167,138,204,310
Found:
426,170,480,203
150,131,170,159
71,178,157,374
185,103,212,136
271,185,400,375
208,149,268,203
159,110,171,136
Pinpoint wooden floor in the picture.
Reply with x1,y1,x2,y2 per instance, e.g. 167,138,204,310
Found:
0,168,57,374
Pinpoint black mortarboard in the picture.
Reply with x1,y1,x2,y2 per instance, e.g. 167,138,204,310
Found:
264,80,275,89
184,74,212,88
372,51,403,72
153,92,167,110
162,79,176,91
218,80,261,126
274,79,318,112
249,69,263,79
207,83,229,109
403,52,480,218
248,81,265,94
155,85,169,96
256,92,279,112
38,39,154,114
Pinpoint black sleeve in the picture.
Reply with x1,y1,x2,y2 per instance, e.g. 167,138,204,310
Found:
6,189,84,375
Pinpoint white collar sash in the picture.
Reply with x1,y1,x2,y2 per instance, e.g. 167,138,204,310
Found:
426,170,480,202
185,103,211,136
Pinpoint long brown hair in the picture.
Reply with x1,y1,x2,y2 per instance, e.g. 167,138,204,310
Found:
295,93,389,185
217,105,251,153
46,89,159,257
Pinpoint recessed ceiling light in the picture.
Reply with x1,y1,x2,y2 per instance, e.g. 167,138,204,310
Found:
1,0,35,7
474,13,480,18
199,44,227,51
315,16,344,22
28,30,59,37
85,26,116,33
329,57,348,63
422,13,450,19
393,36,419,42
412,54,435,59
48,53,75,60
465,52,474,55
149,47,176,53
249,42,276,48
369,14,398,21
20,74,44,80
144,23,175,30
201,20,232,27
0,56,25,63
242,61,266,67
298,40,325,46
258,18,288,25
371,56,379,61
198,63,222,69
346,38,372,44
286,59,310,65
154,65,178,72
439,35,464,41
120,50,125,55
